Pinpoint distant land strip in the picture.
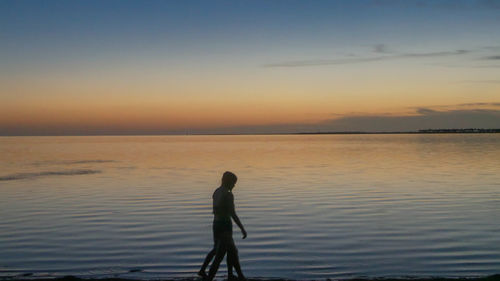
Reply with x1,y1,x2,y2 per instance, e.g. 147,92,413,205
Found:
3,274,500,281
298,128,500,134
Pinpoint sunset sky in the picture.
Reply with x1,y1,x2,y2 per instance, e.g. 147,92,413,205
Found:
1,0,499,135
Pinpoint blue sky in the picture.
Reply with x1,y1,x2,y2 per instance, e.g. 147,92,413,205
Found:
2,1,499,64
1,0,499,135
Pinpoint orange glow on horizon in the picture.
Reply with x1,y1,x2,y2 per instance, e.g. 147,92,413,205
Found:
2,58,499,133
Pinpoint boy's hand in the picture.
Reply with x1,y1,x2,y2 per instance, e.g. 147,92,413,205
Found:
242,229,247,239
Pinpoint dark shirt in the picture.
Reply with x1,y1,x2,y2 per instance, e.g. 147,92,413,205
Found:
212,186,234,221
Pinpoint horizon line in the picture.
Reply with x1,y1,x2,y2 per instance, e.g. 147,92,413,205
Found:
1,128,499,137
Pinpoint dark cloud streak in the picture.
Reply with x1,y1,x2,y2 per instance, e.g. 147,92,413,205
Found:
314,108,500,132
264,56,386,67
373,44,390,54
415,108,438,115
192,107,500,134
482,55,500,60
458,102,500,106
264,49,470,68
32,160,115,166
458,80,500,84
369,0,500,10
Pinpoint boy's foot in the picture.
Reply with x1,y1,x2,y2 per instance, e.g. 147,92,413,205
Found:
237,275,247,281
227,274,237,281
197,270,208,279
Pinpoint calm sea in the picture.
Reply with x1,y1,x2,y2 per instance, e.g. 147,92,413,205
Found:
1,135,499,280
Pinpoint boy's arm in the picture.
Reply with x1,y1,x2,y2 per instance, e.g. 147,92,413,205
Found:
230,193,247,239
232,211,247,239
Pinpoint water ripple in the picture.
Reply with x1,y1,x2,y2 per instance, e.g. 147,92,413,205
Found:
0,169,101,181
1,135,500,279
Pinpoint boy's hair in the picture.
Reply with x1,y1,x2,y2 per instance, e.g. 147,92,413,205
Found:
221,171,237,187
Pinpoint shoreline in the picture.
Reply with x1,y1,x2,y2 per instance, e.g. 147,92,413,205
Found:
2,275,500,281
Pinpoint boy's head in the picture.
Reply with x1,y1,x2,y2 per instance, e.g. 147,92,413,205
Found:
221,171,237,189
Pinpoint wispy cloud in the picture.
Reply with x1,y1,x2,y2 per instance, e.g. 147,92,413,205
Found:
458,102,500,106
434,63,500,68
369,0,500,10
403,50,469,57
457,80,500,84
264,56,386,67
264,48,470,68
409,102,500,111
373,44,391,54
483,46,500,51
32,159,115,166
415,108,438,115
482,55,500,60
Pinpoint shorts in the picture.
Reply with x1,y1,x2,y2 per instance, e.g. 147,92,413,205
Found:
213,219,232,242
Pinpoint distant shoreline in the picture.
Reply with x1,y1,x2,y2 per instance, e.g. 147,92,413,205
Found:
3,275,500,281
1,129,499,137
298,128,500,135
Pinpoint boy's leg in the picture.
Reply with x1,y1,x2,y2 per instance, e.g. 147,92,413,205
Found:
207,239,227,281
227,240,245,280
227,253,234,280
199,248,216,276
